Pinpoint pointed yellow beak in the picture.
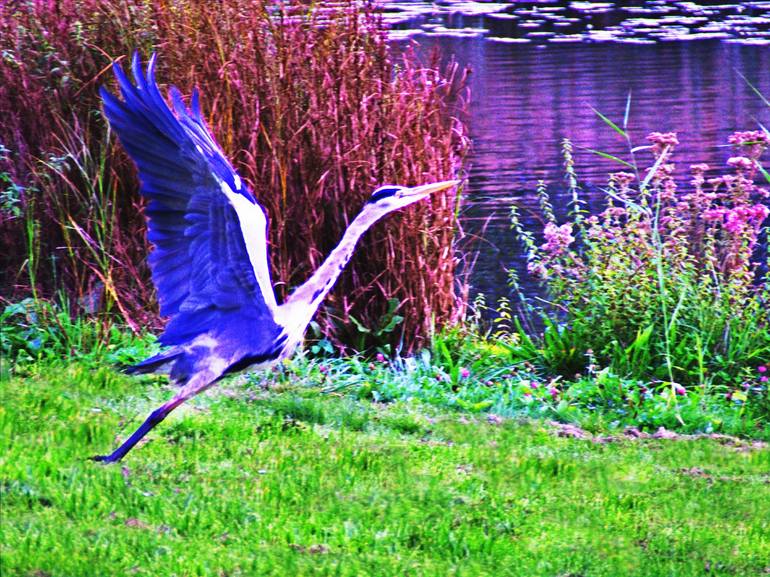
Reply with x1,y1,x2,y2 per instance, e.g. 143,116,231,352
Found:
402,179,462,197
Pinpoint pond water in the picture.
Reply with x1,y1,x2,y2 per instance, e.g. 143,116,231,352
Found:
383,1,770,304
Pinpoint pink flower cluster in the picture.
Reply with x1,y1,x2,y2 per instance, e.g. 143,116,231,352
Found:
542,222,575,256
647,131,679,159
527,222,582,281
727,156,754,172
647,131,679,147
610,171,636,191
728,130,769,161
702,204,770,234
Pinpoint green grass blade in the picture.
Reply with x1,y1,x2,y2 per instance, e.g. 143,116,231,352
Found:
591,106,628,139
737,70,770,108
640,146,669,191
578,146,635,168
755,161,770,185
623,91,632,131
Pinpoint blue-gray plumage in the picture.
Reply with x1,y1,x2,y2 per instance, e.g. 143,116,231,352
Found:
92,53,459,462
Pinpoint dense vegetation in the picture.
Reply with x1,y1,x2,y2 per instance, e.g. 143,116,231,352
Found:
508,130,769,390
2,305,768,440
0,0,468,351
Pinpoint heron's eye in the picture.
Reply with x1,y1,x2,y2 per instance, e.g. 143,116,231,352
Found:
368,185,402,203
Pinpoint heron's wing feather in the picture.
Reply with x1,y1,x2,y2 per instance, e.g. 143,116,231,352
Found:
101,53,279,346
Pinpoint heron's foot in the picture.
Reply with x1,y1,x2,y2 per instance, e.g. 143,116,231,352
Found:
90,452,122,464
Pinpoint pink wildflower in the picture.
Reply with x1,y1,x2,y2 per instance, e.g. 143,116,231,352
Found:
728,130,769,146
375,352,386,363
647,131,679,159
602,207,626,220
527,260,548,278
647,131,679,147
758,366,768,373
727,156,753,172
752,204,770,220
729,130,769,160
459,367,471,379
702,208,726,222
611,171,635,181
707,176,725,192
724,209,746,235
724,204,769,234
610,171,635,189
542,222,575,256
704,204,768,235
487,414,504,425
761,376,769,383
674,384,686,396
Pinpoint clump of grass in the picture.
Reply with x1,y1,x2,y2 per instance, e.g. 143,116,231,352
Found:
506,129,769,394
0,297,158,377
0,0,468,351
245,328,768,439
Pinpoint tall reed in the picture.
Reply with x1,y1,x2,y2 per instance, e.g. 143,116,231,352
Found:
0,0,469,351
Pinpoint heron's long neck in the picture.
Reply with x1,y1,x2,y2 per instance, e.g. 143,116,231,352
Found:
283,207,380,320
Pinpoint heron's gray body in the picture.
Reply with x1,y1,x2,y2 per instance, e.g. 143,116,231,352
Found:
92,53,459,463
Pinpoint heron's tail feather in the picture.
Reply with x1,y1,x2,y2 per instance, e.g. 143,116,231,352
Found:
124,349,183,375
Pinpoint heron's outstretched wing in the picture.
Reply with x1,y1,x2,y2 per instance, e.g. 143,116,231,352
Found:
101,53,279,347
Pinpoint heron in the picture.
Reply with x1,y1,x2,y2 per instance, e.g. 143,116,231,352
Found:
91,53,460,463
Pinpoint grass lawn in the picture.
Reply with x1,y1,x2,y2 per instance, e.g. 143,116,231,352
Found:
1,362,769,576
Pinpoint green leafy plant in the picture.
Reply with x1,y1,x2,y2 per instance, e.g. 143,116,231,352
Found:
0,297,157,375
507,127,770,391
346,298,405,353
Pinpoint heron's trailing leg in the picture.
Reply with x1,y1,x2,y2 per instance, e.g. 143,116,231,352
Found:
92,373,216,463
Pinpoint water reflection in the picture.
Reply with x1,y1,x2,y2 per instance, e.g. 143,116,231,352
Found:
382,1,770,45
384,4,770,303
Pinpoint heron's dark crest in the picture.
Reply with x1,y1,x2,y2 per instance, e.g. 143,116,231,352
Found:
368,185,405,203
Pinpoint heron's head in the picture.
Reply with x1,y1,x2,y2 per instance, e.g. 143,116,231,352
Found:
366,180,461,213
